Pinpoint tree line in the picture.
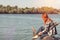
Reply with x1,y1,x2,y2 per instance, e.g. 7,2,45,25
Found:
0,5,60,14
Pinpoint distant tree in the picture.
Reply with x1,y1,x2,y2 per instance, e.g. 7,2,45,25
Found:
0,5,3,8
25,7,29,9
14,5,18,9
7,5,11,11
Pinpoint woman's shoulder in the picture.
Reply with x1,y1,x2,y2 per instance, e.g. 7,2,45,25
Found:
45,21,52,24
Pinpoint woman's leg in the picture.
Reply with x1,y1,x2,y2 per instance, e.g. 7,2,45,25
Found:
33,26,47,39
36,26,44,34
36,26,48,39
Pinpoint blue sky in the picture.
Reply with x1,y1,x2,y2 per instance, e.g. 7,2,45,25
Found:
0,0,60,9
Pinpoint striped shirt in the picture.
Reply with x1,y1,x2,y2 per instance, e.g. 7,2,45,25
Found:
44,21,57,36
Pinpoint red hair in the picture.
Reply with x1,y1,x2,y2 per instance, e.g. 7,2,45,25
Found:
42,12,52,24
42,12,48,18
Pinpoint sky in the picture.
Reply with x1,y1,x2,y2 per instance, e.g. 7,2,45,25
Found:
0,0,60,9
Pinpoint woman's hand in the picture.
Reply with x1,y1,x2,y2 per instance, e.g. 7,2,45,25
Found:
38,32,43,36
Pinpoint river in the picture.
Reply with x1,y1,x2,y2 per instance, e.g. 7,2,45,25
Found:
0,14,60,40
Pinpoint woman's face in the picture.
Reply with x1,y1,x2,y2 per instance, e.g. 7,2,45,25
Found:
42,17,48,22
42,13,48,23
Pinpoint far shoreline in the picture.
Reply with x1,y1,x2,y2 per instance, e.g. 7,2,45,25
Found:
0,5,60,14
0,13,60,14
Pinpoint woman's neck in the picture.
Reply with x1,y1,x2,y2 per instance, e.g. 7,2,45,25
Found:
44,18,52,25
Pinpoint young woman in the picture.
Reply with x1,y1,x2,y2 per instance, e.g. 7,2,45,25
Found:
33,12,59,39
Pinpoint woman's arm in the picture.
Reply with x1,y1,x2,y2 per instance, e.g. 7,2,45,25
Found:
38,24,49,36
50,22,59,30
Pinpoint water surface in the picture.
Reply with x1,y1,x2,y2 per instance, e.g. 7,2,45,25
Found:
0,14,60,40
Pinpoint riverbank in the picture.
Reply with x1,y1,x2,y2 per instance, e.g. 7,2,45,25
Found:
0,5,60,14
